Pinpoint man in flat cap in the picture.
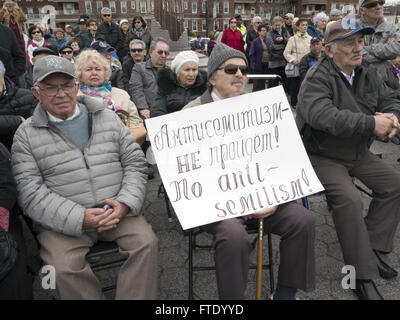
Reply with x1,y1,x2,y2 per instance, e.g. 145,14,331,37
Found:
296,17,400,300
11,56,158,299
184,43,316,300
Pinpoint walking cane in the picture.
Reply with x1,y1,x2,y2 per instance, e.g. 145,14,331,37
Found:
256,218,264,300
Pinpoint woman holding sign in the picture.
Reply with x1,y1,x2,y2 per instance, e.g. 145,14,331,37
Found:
150,51,207,118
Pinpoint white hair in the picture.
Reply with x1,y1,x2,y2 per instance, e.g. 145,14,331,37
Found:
101,7,111,14
313,12,329,25
252,16,262,24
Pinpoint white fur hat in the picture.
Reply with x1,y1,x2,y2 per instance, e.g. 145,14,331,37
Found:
170,50,199,75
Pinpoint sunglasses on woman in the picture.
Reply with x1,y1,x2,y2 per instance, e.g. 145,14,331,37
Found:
362,0,385,8
218,64,248,75
31,30,41,35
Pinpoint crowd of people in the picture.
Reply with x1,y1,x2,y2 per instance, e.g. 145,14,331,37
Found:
1,0,400,302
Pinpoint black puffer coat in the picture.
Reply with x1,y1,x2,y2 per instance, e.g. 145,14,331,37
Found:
0,76,37,149
150,67,207,118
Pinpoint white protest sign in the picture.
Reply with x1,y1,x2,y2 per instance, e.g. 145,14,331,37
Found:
145,86,324,230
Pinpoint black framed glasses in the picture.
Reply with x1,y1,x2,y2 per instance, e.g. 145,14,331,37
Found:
131,48,144,53
362,0,385,8
31,30,41,35
102,14,111,17
218,64,248,75
61,50,73,54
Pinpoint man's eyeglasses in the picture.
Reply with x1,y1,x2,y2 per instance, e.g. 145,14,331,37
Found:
218,64,248,75
102,14,111,17
31,30,41,35
35,83,76,97
61,50,73,54
156,50,169,56
362,0,385,8
134,21,142,24
131,48,144,53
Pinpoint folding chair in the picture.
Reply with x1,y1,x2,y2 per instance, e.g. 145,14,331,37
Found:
21,214,127,294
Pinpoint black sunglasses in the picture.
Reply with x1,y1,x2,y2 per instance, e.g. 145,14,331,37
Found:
61,50,73,54
134,21,142,24
102,14,111,17
363,0,385,8
218,64,248,75
31,30,41,35
131,48,144,53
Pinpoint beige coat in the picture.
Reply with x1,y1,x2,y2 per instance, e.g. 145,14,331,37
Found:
78,87,142,124
283,32,312,63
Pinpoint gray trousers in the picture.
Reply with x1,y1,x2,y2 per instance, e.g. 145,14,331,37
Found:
37,215,159,299
202,201,316,299
310,151,400,279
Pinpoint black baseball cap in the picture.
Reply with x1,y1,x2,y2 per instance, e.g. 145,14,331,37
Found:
32,44,59,57
90,41,115,53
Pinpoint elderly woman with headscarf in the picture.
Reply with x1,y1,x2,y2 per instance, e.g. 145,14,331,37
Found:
307,12,329,41
75,50,144,141
150,51,207,118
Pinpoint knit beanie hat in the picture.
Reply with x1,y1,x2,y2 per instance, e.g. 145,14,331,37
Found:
207,43,247,80
0,61,5,77
170,50,199,75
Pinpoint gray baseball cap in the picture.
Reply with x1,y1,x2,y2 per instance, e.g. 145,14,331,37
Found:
33,55,76,84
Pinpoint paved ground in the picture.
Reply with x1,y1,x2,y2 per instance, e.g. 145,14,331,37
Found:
27,83,400,300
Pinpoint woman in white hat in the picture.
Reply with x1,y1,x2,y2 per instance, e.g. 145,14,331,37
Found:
151,50,207,117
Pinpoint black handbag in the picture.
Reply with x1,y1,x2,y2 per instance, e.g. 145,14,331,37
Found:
0,227,18,282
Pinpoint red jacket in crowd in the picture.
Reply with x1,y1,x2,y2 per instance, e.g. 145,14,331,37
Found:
221,27,244,52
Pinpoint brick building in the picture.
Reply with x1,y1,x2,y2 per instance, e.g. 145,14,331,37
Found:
15,0,363,36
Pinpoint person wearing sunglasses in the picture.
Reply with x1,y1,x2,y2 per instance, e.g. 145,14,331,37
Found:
98,7,124,61
183,43,316,300
221,17,245,53
124,15,153,59
122,39,147,92
59,44,74,63
78,18,105,50
26,24,52,66
151,50,207,118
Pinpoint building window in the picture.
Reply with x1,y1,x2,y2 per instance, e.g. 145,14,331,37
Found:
184,19,188,28
192,1,197,13
215,1,219,13
235,4,243,14
37,0,43,2
109,1,116,13
279,8,284,16
274,7,279,16
192,20,198,31
268,0,273,3
224,2,229,13
176,2,179,13
166,1,169,11
26,0,31,2
63,3,75,15
85,1,92,14
202,19,206,31
214,19,219,30
260,0,264,2
152,1,154,11
27,7,33,18
131,0,136,9
223,19,228,28
121,1,127,13
202,1,206,13
331,3,336,9
97,1,103,13
184,1,188,10
140,1,146,13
